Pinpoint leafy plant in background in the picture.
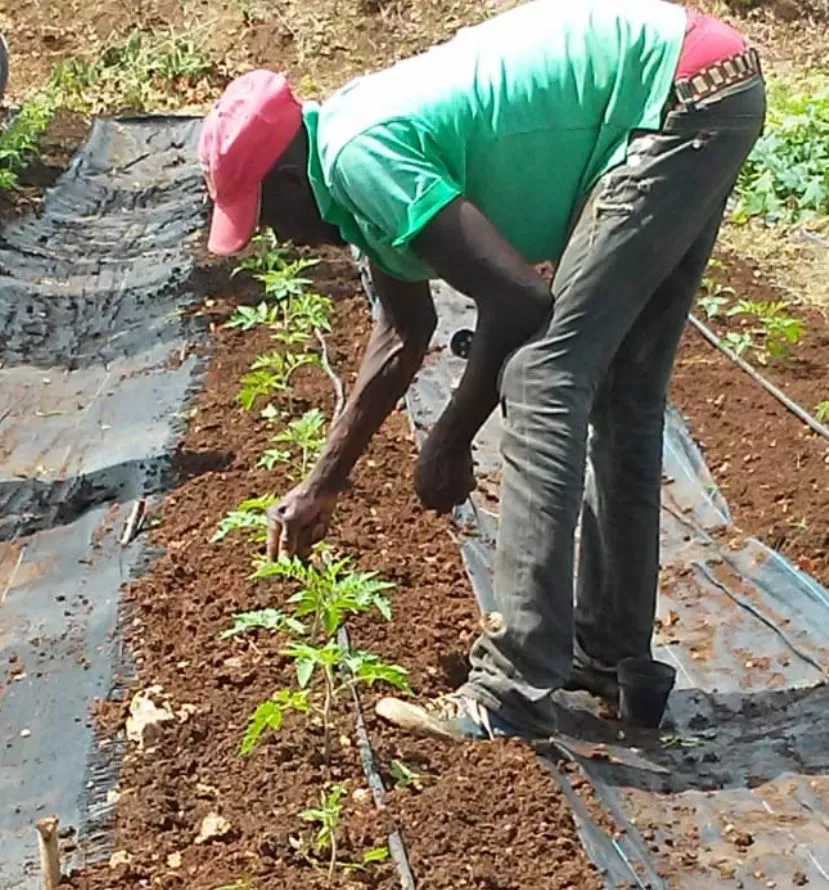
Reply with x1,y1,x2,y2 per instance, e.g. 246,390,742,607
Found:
0,25,215,191
726,298,805,364
291,785,390,880
0,94,56,191
815,400,829,423
49,27,215,114
258,408,327,474
734,78,829,223
211,494,278,543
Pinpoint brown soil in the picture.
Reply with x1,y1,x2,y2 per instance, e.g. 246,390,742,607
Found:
67,247,602,890
671,252,829,585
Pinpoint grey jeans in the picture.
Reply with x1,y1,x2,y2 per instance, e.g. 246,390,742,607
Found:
462,76,767,732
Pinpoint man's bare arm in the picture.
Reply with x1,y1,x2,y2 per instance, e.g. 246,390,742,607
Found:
305,261,436,494
412,197,552,447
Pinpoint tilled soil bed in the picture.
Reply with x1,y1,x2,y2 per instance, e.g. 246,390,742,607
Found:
68,248,602,890
671,251,829,587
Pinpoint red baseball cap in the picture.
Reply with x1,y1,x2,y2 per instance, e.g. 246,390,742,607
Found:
199,69,303,255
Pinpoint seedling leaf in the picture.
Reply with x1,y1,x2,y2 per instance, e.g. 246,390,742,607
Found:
221,609,305,639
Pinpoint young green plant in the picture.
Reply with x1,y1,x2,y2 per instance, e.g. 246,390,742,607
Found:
211,494,278,543
240,689,310,755
283,638,410,765
253,549,393,638
238,351,321,410
292,785,389,880
258,408,327,474
726,298,805,364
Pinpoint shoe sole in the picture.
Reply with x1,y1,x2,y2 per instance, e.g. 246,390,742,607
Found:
375,697,471,741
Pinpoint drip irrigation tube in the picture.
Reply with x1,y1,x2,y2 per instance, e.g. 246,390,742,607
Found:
687,312,829,441
337,626,417,890
319,341,416,889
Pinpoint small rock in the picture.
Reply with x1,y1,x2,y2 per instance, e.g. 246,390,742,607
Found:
109,850,132,868
167,852,183,869
126,687,174,750
177,703,198,722
195,812,231,845
352,787,371,805
20,729,31,738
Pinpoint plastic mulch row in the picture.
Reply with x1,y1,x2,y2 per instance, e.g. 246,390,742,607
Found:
356,260,829,889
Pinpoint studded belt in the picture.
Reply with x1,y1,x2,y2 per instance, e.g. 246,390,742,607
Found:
671,46,763,109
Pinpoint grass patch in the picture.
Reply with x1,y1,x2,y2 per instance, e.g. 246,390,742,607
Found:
50,27,216,114
0,26,217,191
734,76,829,224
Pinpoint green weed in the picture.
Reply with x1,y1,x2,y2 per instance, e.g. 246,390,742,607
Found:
389,759,434,790
815,400,829,423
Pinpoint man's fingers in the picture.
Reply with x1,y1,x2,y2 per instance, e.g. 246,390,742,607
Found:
278,520,299,560
266,515,281,562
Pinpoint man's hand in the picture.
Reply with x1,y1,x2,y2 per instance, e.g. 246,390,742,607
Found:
414,426,476,513
266,483,339,561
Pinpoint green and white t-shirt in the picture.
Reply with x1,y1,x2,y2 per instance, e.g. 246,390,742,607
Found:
305,0,687,281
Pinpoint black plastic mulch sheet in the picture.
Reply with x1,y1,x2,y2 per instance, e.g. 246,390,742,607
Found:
0,116,208,888
357,264,829,890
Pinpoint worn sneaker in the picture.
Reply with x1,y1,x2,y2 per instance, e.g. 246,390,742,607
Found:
375,693,527,742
